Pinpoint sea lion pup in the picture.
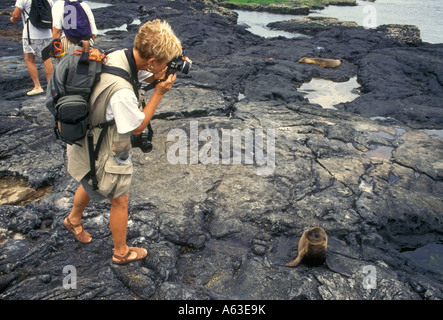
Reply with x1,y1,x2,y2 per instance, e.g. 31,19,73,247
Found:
286,227,328,267
299,57,341,68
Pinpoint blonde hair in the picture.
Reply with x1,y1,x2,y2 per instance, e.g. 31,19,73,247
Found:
134,19,182,62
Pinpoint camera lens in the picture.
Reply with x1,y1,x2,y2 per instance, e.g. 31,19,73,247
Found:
167,55,191,75
140,139,153,153
180,61,191,74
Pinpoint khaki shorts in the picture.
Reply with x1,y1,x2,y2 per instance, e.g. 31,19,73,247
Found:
81,155,133,202
81,176,110,202
22,38,52,58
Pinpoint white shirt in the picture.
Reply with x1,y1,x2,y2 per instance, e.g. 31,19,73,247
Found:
52,0,98,35
15,0,53,40
106,88,145,134
105,71,153,134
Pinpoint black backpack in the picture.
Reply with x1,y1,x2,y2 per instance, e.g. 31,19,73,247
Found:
23,0,52,44
46,45,138,144
46,44,148,190
27,0,52,29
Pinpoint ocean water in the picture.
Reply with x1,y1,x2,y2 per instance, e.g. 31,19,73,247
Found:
235,1,441,108
298,76,361,109
236,0,442,43
310,0,443,44
235,10,307,39
83,1,112,10
236,10,363,109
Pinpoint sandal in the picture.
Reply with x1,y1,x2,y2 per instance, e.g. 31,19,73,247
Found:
63,216,92,244
27,87,44,96
112,247,147,265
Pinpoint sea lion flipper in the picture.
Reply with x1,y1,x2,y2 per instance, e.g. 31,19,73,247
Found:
285,245,308,267
285,256,301,267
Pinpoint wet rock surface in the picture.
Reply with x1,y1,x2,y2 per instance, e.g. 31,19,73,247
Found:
0,0,442,300
219,0,357,15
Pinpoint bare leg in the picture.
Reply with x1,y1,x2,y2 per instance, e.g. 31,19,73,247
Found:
43,58,54,82
109,195,129,255
109,195,131,256
110,194,147,261
24,53,41,90
65,185,92,243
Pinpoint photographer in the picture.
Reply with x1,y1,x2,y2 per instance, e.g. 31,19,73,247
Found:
63,19,190,264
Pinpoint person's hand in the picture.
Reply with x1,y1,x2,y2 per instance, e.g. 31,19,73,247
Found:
154,72,177,96
153,66,168,81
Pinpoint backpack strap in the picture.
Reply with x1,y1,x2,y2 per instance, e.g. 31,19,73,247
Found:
87,119,115,190
93,120,115,161
101,65,132,83
87,131,97,189
99,47,140,96
22,8,31,45
124,47,141,95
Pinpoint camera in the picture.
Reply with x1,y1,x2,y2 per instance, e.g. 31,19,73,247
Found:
132,54,191,153
131,124,153,153
166,53,191,76
142,53,191,90
131,131,152,153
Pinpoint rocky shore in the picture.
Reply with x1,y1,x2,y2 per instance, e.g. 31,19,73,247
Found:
0,0,442,301
219,0,358,15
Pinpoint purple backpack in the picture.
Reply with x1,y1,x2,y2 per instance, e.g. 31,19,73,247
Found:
63,0,92,43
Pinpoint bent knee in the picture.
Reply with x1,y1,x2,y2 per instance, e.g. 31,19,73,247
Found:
110,194,129,208
24,53,35,62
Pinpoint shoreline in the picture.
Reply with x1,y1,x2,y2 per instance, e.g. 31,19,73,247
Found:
218,0,358,15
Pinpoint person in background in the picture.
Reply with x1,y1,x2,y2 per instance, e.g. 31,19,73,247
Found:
10,0,54,96
51,0,97,54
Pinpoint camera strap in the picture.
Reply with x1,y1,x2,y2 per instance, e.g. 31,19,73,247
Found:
102,47,142,97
